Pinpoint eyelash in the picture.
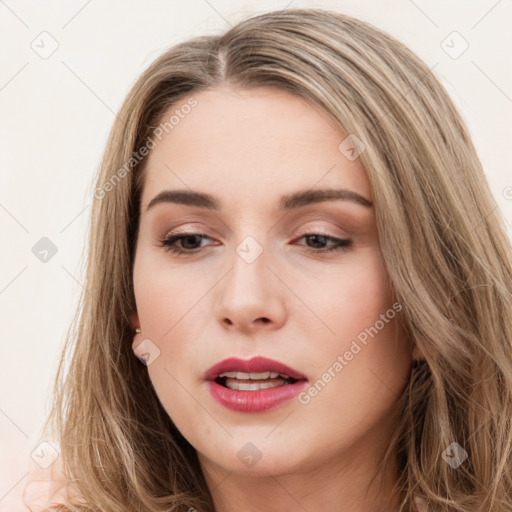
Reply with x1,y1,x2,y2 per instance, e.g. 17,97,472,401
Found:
157,232,352,256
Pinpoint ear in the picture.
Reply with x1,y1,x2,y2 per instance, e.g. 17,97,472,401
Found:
132,331,145,353
130,310,140,331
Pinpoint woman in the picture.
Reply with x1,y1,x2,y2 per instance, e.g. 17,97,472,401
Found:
24,7,512,512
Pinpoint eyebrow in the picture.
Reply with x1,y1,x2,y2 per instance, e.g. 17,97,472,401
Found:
145,187,373,212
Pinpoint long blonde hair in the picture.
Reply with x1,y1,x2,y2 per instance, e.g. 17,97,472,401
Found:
26,8,512,512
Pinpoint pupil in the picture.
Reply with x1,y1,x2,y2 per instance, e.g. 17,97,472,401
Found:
308,234,327,248
183,235,201,249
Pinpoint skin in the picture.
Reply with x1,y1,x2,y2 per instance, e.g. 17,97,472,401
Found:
131,86,416,512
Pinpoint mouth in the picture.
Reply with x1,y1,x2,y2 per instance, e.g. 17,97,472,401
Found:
205,355,308,385
204,356,309,412
215,371,298,391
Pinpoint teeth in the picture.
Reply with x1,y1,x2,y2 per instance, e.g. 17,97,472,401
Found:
250,371,270,379
225,380,289,391
218,371,290,380
219,371,250,379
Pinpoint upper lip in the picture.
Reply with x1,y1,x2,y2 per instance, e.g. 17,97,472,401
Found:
204,356,308,382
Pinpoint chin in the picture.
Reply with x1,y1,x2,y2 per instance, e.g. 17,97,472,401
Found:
198,438,310,477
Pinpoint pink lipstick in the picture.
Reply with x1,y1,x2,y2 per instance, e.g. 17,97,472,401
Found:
204,356,309,413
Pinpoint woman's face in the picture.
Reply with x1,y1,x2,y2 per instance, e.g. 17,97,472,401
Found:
132,86,412,480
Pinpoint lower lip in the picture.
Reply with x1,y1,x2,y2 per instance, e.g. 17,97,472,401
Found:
206,380,309,412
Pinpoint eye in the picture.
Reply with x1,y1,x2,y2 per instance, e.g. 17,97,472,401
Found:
156,231,352,256
157,233,213,256
295,233,353,254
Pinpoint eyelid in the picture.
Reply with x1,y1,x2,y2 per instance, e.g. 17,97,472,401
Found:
160,222,213,238
161,221,348,241
157,206,359,231
294,219,351,238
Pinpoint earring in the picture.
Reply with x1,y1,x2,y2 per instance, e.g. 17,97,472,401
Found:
135,328,141,334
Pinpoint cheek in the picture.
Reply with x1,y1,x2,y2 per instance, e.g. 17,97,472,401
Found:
305,249,394,339
132,252,210,396
133,250,205,338
298,249,408,393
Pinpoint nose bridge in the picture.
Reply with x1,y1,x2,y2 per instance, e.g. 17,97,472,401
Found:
215,231,286,330
228,233,270,300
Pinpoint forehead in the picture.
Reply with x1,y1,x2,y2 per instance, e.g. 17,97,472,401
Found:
140,86,371,208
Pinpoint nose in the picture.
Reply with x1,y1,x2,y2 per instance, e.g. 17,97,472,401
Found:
215,245,286,333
